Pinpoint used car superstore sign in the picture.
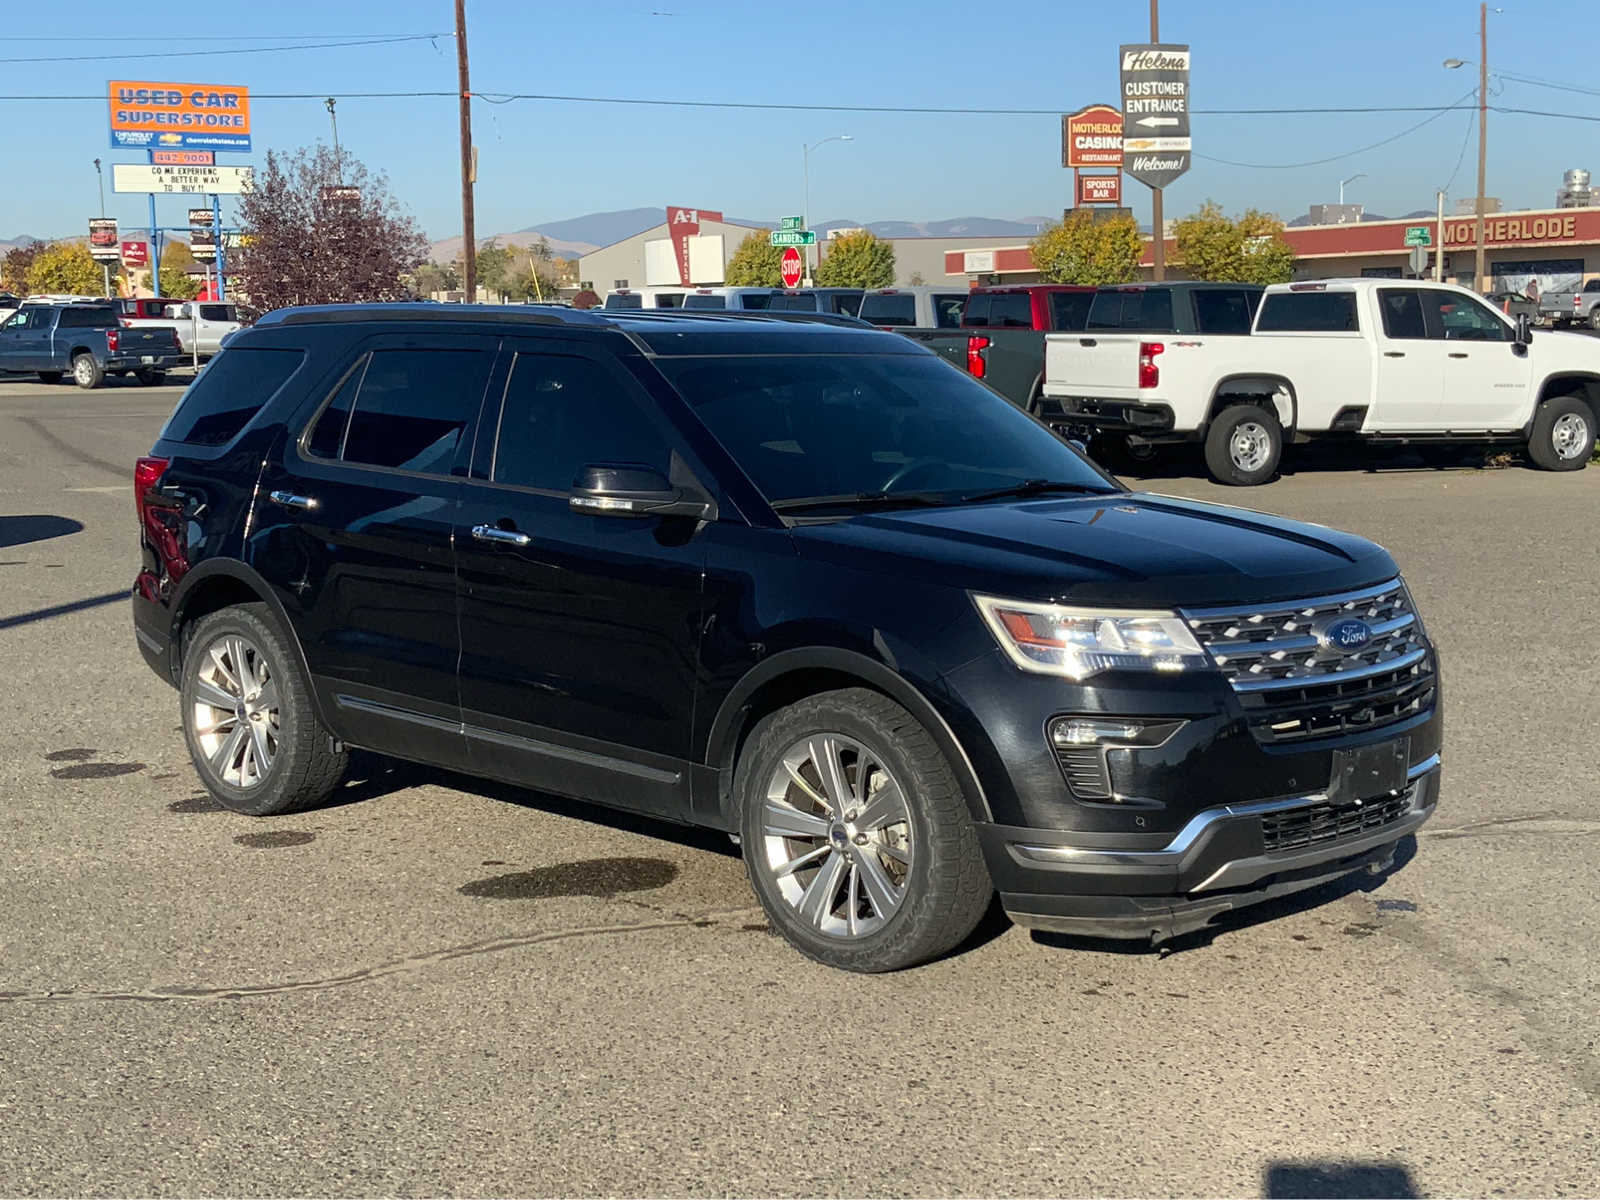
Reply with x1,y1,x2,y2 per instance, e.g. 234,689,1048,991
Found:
109,80,251,151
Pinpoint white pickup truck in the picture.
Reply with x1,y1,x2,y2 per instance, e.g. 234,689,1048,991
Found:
120,300,243,362
1043,279,1598,484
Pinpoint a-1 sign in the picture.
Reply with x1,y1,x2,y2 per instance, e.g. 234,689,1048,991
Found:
1120,43,1191,189
1404,225,1433,247
780,246,804,289
770,228,817,247
112,163,254,195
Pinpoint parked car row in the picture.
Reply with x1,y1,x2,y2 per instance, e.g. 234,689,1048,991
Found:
0,299,185,387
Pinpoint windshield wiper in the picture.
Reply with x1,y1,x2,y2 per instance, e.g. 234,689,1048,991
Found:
770,490,954,515
959,478,1116,504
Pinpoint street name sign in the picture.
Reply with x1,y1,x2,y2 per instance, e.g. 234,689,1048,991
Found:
770,229,817,247
1119,44,1191,189
780,216,803,230
1404,226,1433,247
112,163,254,195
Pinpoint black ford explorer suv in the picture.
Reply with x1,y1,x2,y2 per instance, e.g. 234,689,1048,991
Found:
132,305,1442,972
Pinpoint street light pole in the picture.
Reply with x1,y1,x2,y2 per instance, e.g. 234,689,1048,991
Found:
802,134,851,286
93,158,110,298
1338,172,1365,206
1475,0,1488,293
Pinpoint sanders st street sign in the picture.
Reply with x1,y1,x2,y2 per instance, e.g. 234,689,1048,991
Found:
1120,43,1192,190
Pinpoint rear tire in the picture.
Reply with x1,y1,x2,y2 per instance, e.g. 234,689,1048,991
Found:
71,353,103,389
1527,394,1595,471
1204,403,1282,486
1588,310,1600,332
37,371,61,385
736,688,991,972
179,603,348,816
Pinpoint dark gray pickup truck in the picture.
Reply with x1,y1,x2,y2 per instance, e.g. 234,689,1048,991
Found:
0,302,185,388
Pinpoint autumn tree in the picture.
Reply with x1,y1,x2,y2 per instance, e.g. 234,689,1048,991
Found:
1173,201,1296,284
157,241,200,301
411,261,461,296
235,143,428,311
724,231,783,286
1030,210,1142,285
815,230,895,288
2,242,43,293
27,242,103,295
474,239,516,300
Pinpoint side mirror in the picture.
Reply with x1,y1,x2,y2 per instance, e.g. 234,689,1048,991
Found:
570,463,714,521
1515,312,1533,345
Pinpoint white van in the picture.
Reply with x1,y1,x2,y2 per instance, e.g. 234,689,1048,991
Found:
602,287,689,310
680,287,784,311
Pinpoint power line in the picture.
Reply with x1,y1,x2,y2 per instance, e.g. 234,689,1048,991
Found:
5,33,449,41
1440,107,1476,195
1190,91,1477,169
0,33,449,65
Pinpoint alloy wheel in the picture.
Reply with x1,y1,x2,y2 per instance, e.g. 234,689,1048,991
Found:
1551,411,1591,460
1230,421,1273,473
759,733,913,938
191,634,280,788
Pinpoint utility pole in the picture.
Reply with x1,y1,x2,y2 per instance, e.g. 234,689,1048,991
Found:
94,158,110,298
1435,189,1445,282
1149,0,1164,281
455,0,476,302
1474,0,1488,293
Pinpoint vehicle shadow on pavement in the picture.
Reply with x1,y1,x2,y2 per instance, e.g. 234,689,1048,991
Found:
1111,442,1526,486
0,514,83,549
1264,1160,1420,1199
0,589,125,631
1029,835,1419,958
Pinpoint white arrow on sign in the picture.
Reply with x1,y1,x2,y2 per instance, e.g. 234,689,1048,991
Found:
1136,117,1182,127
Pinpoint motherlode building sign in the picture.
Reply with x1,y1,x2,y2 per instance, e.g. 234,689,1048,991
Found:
109,81,252,152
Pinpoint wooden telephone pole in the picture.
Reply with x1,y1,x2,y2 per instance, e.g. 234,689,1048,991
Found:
456,0,476,301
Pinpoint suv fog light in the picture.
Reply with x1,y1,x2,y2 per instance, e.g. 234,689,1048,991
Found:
1047,717,1186,803
1053,718,1147,746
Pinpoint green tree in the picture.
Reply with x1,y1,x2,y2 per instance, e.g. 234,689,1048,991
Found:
506,262,563,302
723,231,783,286
474,239,516,300
1029,211,1142,285
158,266,200,301
411,261,461,296
1173,201,1296,284
27,242,103,295
815,230,895,288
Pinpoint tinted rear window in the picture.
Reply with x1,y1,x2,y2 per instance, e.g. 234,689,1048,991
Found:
1087,289,1174,331
859,293,917,326
1193,289,1254,334
197,304,233,322
1256,291,1360,332
1047,291,1093,332
683,294,727,309
604,294,643,309
57,307,116,329
827,292,863,317
161,347,306,446
934,295,965,328
988,293,1033,327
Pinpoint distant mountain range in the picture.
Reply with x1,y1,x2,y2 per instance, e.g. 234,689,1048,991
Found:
1286,209,1435,227
427,208,1058,265
0,234,42,255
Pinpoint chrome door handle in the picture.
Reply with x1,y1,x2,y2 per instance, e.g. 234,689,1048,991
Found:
1383,351,1405,358
1447,352,1470,359
269,490,318,511
471,524,532,547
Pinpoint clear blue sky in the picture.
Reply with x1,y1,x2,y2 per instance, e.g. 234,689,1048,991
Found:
3,0,1597,244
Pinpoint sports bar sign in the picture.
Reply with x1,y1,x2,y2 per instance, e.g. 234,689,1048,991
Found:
109,80,251,151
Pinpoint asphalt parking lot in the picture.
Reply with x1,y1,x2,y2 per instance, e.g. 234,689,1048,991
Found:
2,376,1598,1197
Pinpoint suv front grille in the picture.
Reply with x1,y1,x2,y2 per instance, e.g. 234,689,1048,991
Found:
1261,789,1413,853
1182,579,1436,744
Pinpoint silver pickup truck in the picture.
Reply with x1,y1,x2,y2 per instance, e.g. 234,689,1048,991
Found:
121,300,243,361
1537,279,1600,329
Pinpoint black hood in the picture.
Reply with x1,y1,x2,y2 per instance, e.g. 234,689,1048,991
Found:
794,492,1399,609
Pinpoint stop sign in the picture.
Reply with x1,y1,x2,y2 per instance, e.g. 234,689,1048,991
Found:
780,246,804,289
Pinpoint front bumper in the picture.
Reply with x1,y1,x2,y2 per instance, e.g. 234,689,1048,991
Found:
982,754,1439,942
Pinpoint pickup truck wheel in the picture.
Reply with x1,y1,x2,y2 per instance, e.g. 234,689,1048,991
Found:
1588,310,1600,332
71,353,104,389
134,369,166,386
1528,395,1596,471
37,371,61,385
736,688,991,973
1205,405,1282,486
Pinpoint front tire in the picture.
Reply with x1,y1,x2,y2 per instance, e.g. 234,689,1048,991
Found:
1204,403,1282,485
736,688,991,972
179,603,348,816
1527,394,1595,471
71,353,104,389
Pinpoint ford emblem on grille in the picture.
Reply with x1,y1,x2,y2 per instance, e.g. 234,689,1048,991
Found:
1318,616,1374,654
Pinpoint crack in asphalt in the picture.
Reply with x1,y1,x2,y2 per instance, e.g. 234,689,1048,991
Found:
16,417,130,481
0,913,760,1006
1420,814,1600,840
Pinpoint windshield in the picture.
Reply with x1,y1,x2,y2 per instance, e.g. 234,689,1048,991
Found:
655,353,1116,508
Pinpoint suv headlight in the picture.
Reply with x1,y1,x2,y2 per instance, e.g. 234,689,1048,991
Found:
974,594,1208,681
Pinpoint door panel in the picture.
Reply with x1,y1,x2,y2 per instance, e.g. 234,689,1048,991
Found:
1430,293,1533,429
248,332,501,767
1370,287,1447,430
454,338,711,820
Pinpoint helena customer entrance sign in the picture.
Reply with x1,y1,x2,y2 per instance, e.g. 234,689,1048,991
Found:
1119,44,1191,189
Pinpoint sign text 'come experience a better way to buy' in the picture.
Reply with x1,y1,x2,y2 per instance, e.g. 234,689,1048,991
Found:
109,81,251,151
111,163,254,196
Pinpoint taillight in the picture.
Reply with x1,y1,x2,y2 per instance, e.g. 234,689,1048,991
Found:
135,456,168,526
966,333,991,378
1138,341,1164,389
106,328,120,353
1575,295,1582,309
